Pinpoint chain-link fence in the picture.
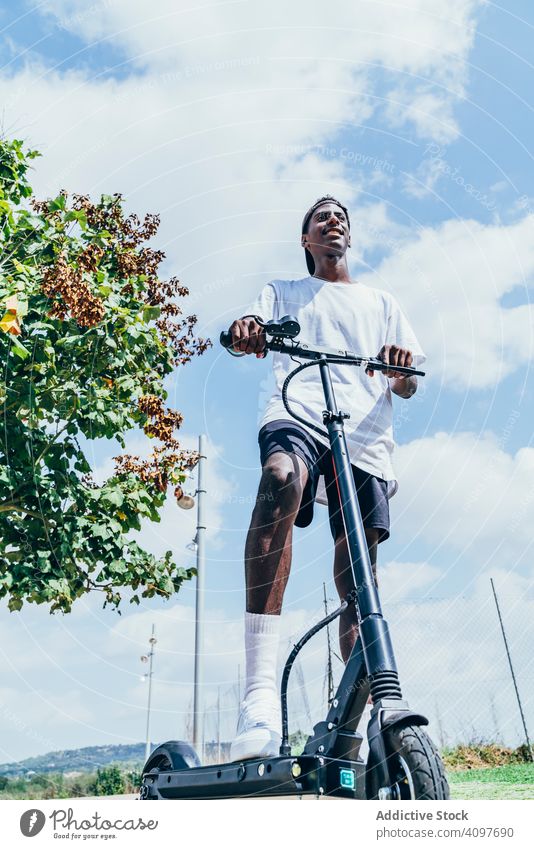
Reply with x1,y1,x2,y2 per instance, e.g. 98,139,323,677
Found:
199,583,534,761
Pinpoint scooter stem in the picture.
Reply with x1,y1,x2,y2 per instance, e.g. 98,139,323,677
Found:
318,356,400,694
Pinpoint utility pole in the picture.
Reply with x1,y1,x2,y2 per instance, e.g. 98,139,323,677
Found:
294,656,312,727
490,578,533,761
193,434,207,759
434,698,446,750
323,583,335,704
216,686,221,764
141,624,157,764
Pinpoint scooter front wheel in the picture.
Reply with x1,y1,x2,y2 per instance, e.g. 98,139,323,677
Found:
140,741,201,798
143,740,201,773
366,725,450,800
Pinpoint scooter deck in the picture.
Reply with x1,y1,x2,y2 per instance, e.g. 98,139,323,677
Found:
141,754,367,800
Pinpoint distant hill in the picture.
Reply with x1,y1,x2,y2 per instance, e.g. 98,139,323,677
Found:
0,743,146,777
0,740,232,777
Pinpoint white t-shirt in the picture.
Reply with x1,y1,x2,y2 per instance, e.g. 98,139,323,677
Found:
247,276,426,502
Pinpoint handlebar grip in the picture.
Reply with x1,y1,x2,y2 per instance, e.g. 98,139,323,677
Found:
220,330,233,349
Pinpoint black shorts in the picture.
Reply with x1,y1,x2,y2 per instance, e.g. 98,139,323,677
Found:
258,419,390,543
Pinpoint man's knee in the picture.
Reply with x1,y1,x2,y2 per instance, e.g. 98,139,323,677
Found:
256,452,307,519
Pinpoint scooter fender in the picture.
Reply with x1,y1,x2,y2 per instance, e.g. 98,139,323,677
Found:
366,704,429,790
380,709,429,733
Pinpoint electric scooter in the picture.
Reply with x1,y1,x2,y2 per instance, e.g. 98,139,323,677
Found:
139,315,450,800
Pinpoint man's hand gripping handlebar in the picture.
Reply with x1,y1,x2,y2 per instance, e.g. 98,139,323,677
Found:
220,315,261,358
220,314,300,358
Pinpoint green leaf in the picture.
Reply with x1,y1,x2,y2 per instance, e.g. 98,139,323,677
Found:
47,194,67,212
29,321,57,332
65,209,87,228
103,488,124,507
92,524,113,540
11,340,30,359
142,306,161,322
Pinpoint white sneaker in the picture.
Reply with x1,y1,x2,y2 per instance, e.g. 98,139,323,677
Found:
230,693,282,761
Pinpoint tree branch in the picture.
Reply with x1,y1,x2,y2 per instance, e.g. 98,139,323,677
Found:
0,503,50,523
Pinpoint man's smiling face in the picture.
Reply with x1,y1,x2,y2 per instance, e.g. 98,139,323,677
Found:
301,202,351,270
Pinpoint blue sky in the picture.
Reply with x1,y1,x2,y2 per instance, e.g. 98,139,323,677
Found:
1,1,533,764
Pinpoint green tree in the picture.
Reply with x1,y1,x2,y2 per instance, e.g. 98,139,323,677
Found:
0,138,210,613
91,765,125,796
125,768,143,793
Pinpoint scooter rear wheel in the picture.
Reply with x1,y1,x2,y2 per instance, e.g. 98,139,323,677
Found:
366,725,450,800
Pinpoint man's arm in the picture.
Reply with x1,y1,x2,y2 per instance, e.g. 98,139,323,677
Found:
390,375,417,398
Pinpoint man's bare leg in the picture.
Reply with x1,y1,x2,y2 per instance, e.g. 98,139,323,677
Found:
333,528,380,663
245,451,308,614
231,450,308,760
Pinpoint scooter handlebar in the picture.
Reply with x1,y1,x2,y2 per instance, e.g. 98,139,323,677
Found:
220,329,233,349
220,320,425,376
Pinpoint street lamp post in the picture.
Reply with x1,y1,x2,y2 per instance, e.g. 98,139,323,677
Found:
192,434,207,758
180,436,208,758
140,624,157,764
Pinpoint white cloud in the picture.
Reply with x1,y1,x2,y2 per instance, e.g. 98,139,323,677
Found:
0,679,100,762
384,87,460,143
0,1,487,354
393,431,534,571
43,0,481,84
380,559,442,602
359,215,534,389
37,0,482,161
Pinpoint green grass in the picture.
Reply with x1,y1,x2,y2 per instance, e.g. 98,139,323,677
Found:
448,763,534,784
450,783,534,800
448,763,534,800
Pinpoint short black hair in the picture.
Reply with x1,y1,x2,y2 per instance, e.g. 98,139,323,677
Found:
301,194,350,275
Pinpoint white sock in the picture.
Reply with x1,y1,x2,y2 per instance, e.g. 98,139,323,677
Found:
243,611,281,703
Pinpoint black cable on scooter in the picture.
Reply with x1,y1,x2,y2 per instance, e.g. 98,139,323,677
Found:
280,360,330,439
279,591,358,756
